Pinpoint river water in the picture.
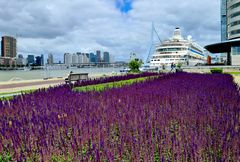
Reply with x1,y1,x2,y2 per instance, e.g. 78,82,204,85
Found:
0,67,123,82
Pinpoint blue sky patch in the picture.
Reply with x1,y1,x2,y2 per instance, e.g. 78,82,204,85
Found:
115,0,132,13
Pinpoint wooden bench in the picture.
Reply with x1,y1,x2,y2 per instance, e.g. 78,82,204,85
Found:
65,73,88,84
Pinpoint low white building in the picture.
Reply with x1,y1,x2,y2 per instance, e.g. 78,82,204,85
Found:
16,57,27,66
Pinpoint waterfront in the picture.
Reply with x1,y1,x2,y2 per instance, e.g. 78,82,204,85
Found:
0,67,123,82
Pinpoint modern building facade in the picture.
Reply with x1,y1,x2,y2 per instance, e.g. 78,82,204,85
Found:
89,53,96,63
72,53,78,64
96,50,101,63
77,53,82,64
35,56,42,66
41,54,44,66
1,36,17,58
81,53,90,64
34,55,44,66
47,53,54,65
103,52,110,63
221,0,228,41
76,53,88,64
205,0,240,65
27,55,35,65
64,53,72,65
227,0,240,40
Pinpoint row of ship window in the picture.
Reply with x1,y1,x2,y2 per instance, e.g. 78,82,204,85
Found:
157,47,202,53
190,46,203,53
161,44,185,47
151,58,186,62
151,58,205,62
157,48,187,52
152,55,186,59
151,55,206,62
152,55,205,59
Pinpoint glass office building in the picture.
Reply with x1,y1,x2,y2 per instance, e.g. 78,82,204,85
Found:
221,0,227,41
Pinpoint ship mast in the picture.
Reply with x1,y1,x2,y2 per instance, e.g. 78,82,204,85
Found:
146,23,162,63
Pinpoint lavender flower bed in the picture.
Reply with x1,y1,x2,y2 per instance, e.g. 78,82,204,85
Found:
0,73,239,161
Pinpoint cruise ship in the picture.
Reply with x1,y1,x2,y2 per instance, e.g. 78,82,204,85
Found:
150,27,207,67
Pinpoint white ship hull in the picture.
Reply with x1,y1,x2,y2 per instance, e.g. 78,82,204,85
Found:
150,28,207,68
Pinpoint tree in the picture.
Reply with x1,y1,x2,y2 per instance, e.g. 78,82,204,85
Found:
129,60,142,73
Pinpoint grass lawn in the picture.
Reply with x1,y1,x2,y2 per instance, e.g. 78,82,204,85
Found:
0,89,35,96
73,76,153,92
0,89,37,101
225,71,240,75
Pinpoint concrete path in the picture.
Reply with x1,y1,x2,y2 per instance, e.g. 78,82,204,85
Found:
0,78,64,94
0,73,114,94
233,75,240,86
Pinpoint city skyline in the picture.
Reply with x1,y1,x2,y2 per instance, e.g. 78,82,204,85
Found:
0,0,220,61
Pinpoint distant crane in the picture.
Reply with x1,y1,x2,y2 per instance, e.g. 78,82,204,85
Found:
146,23,163,64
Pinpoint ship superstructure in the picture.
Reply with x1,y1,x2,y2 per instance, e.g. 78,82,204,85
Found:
150,27,207,67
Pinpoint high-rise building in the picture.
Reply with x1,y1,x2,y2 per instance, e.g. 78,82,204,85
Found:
1,36,17,58
205,0,240,65
103,52,110,63
89,53,96,63
77,53,89,64
77,52,82,64
82,53,90,63
27,55,35,65
86,53,90,59
227,0,240,40
72,53,78,64
41,54,44,66
221,0,240,40
96,50,101,63
64,53,72,65
35,56,42,66
221,0,227,41
220,0,228,64
47,53,54,65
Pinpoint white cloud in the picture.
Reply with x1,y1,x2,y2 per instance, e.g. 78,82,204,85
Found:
0,0,220,62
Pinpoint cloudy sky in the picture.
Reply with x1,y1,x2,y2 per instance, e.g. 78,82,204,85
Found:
0,0,220,62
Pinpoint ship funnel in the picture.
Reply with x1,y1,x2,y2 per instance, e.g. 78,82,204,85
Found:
172,27,183,40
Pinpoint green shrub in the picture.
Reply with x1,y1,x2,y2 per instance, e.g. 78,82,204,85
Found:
128,60,142,73
210,68,223,74
176,63,182,69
